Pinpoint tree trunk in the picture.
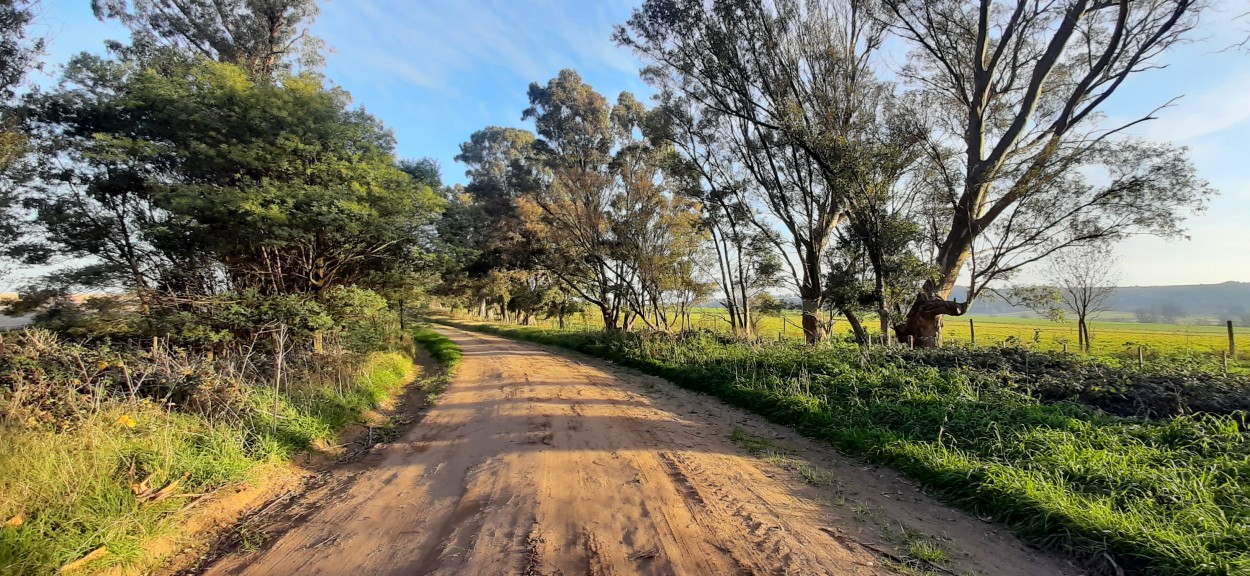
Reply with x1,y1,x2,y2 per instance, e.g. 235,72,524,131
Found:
799,245,824,344
1078,316,1090,352
600,304,620,333
844,309,868,345
894,282,967,348
800,296,822,345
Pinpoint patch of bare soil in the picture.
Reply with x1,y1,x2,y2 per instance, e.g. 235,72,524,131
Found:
195,327,1080,576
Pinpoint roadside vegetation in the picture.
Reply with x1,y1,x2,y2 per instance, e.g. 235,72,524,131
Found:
2,0,1243,575
412,327,463,372
0,315,423,574
0,2,450,573
441,317,1250,576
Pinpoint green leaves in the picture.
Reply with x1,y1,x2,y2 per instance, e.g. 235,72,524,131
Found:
25,57,443,298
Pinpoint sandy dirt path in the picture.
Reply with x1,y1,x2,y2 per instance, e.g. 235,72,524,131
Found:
203,326,1078,576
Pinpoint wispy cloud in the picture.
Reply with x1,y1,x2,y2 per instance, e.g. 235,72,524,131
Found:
1135,70,1250,143
316,0,645,96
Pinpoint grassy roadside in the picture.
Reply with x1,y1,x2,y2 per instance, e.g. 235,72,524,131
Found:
437,318,1250,576
412,325,462,372
0,342,427,575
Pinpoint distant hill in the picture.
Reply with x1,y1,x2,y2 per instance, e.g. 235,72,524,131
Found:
964,281,1250,319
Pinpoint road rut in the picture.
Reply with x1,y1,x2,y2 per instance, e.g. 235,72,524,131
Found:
203,326,1076,576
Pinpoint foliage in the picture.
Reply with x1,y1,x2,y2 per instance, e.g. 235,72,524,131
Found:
891,345,1250,418
444,71,706,332
0,0,42,260
879,0,1213,343
92,0,324,77
0,328,415,574
619,0,930,344
19,57,443,299
324,286,392,353
4,286,404,357
0,0,42,102
444,318,1250,575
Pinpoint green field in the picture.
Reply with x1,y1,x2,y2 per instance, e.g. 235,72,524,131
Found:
521,308,1249,363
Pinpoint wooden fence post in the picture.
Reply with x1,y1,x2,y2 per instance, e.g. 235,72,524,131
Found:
969,318,976,345
1138,346,1144,369
1229,320,1236,357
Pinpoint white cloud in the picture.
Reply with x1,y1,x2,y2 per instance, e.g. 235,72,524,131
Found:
1135,70,1250,143
316,0,644,97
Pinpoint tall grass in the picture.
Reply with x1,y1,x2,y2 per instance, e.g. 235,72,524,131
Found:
443,319,1250,576
0,346,414,575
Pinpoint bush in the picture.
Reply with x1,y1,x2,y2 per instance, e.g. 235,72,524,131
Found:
6,287,400,355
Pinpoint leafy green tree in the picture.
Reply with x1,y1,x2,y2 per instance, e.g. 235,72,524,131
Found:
825,209,931,344
619,0,901,343
522,70,703,332
92,0,323,77
881,0,1213,345
21,57,443,302
438,126,549,318
0,0,44,255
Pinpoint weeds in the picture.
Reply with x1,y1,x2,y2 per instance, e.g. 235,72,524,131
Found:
0,332,415,575
907,539,948,565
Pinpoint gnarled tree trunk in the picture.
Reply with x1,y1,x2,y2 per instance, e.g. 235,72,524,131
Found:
894,283,967,348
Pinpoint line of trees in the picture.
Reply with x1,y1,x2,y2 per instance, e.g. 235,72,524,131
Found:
438,0,1214,346
436,71,716,333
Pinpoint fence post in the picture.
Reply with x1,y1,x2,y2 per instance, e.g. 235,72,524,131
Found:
908,335,915,349
1229,320,1236,357
969,318,976,345
1138,346,1144,369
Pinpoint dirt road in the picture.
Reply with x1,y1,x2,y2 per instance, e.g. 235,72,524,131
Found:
203,326,1077,576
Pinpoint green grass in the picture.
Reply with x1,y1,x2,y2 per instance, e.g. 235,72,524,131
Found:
0,350,414,575
412,325,462,371
440,318,1250,576
907,539,948,565
522,308,1249,364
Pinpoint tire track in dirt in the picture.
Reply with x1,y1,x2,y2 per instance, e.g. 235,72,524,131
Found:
201,326,1078,576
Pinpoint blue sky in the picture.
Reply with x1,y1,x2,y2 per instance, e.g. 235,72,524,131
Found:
27,0,1250,287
